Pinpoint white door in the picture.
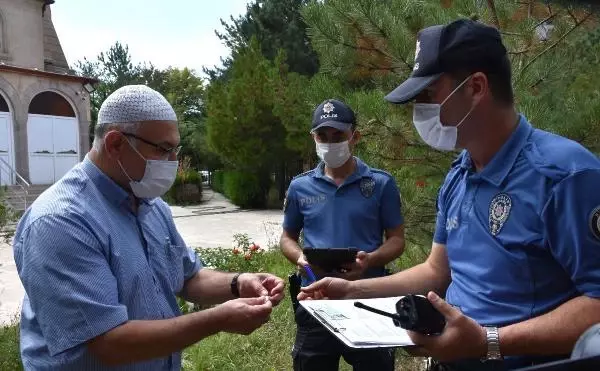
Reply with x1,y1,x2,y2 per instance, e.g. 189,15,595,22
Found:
0,112,15,186
27,114,79,185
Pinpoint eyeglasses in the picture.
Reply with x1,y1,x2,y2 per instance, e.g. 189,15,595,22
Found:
122,133,182,158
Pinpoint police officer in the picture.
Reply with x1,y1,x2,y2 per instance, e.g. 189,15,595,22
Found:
280,98,406,371
297,19,600,371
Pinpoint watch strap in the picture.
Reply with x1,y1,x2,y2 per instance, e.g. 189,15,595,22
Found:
483,326,502,361
231,273,241,298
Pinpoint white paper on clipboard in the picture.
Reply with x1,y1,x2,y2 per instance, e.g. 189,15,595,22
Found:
299,296,415,349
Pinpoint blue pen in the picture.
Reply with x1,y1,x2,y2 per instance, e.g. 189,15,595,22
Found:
303,265,317,283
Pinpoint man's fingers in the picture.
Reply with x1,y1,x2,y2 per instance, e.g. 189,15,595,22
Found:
300,278,327,293
240,296,270,305
356,251,368,260
427,291,459,320
266,277,285,296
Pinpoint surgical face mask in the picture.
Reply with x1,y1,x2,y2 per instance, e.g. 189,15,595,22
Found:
315,137,352,169
117,138,178,199
412,75,475,151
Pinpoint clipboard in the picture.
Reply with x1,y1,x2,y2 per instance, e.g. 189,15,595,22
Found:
300,297,415,349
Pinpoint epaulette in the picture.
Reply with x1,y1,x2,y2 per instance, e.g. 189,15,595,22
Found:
370,168,394,179
292,169,315,180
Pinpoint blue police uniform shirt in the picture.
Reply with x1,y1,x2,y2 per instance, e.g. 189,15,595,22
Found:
434,115,600,368
13,155,201,371
283,157,403,282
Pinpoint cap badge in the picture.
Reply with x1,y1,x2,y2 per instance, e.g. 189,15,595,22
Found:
323,102,335,114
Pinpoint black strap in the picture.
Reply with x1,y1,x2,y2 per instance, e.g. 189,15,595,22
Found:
230,273,241,298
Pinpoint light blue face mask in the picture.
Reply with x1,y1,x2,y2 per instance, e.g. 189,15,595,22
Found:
117,139,179,199
412,75,475,151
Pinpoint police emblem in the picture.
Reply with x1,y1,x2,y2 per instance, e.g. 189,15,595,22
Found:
589,206,600,240
360,178,375,198
489,193,512,236
323,102,335,114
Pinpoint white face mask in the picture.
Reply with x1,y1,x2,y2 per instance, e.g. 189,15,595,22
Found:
117,139,178,199
315,139,352,169
412,75,475,151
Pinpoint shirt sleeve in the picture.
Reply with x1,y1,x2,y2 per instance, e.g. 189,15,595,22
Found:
15,213,128,356
542,169,600,298
282,183,303,233
380,178,404,229
433,187,448,245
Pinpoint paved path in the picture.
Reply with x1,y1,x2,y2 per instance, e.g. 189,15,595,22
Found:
0,189,283,326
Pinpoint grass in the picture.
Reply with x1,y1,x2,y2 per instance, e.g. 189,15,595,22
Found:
0,319,23,371
0,246,427,371
184,248,427,371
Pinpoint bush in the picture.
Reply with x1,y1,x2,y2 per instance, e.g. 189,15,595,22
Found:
196,233,267,273
223,170,270,208
164,170,203,205
164,158,203,205
211,170,225,194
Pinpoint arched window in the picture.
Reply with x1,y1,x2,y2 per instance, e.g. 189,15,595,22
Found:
0,93,8,112
29,91,75,117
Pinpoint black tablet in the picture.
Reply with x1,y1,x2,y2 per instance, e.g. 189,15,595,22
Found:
303,247,359,272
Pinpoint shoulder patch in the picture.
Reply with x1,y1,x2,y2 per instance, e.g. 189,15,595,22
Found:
589,206,600,241
359,177,376,198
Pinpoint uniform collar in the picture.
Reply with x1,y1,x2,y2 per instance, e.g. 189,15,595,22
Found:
313,156,372,183
462,114,532,187
81,155,157,208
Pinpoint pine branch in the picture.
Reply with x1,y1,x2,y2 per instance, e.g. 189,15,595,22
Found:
487,0,501,30
354,0,413,71
519,10,593,79
327,1,409,71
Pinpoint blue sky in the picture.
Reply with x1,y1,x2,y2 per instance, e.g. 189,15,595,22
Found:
51,0,250,78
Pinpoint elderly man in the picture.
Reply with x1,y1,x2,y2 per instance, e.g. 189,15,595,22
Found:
13,85,284,370
298,19,600,371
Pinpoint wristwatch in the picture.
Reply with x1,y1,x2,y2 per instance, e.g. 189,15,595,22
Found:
482,326,502,361
230,273,241,298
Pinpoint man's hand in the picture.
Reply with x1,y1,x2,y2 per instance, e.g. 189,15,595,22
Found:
406,292,487,362
338,251,370,281
237,273,285,306
297,277,354,301
217,297,273,335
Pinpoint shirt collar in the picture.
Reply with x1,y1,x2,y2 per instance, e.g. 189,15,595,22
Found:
81,155,157,208
463,114,532,187
312,156,372,184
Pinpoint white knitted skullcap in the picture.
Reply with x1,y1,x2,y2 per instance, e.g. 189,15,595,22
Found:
97,85,177,125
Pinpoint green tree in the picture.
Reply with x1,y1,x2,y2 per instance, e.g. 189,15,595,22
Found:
206,38,287,171
205,0,319,80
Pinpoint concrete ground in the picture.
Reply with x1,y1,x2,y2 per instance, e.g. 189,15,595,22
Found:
0,188,284,326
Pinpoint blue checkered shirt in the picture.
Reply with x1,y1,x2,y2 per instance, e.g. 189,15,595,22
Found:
13,155,202,370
